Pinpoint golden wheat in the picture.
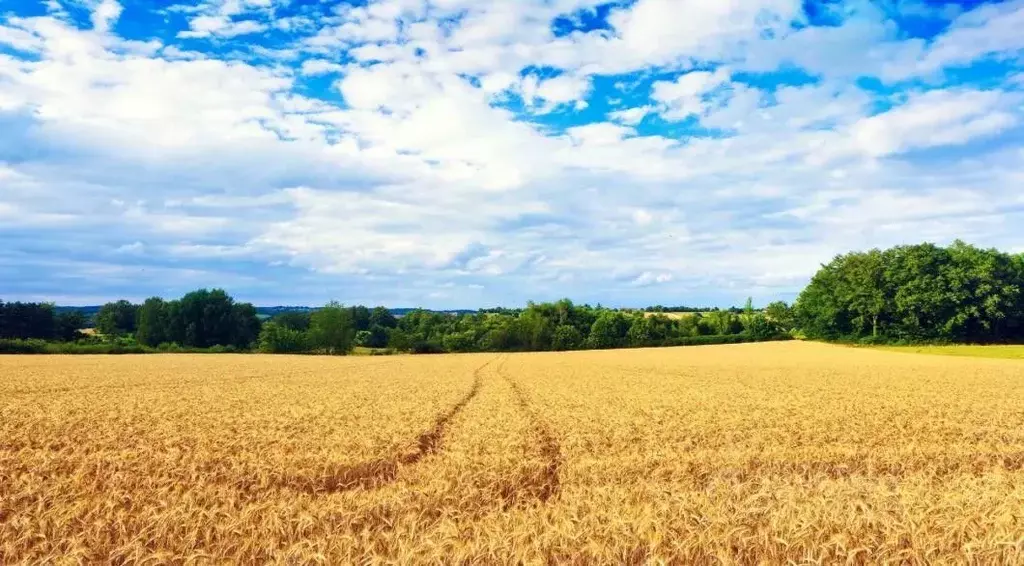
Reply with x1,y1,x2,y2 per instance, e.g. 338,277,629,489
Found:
2,343,1024,563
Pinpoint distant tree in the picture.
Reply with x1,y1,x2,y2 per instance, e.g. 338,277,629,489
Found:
349,306,372,331
588,311,630,349
442,330,477,352
764,301,794,332
231,302,261,349
627,316,655,347
258,322,308,353
676,314,701,337
54,311,85,342
386,327,411,351
369,306,398,329
270,311,311,332
517,304,554,351
795,241,1024,343
95,300,138,336
363,325,389,348
0,301,56,340
551,324,583,351
744,314,780,341
135,297,167,347
309,301,355,354
703,310,743,335
170,289,251,348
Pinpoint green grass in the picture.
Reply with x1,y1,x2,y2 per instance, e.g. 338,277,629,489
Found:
351,346,395,356
876,344,1024,360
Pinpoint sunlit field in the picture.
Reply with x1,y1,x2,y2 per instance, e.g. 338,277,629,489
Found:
3,342,1024,563
876,344,1024,360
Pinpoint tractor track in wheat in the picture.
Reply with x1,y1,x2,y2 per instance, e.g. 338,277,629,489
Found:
263,357,495,494
496,355,563,505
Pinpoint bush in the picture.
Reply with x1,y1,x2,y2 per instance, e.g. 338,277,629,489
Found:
0,339,49,354
552,325,583,351
258,323,308,354
410,340,445,354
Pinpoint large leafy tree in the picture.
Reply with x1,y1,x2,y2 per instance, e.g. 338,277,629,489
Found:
795,241,1024,343
309,301,355,355
135,297,167,347
95,300,138,336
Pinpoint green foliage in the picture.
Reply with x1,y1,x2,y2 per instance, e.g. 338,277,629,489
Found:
0,301,56,340
588,311,630,349
95,300,139,336
764,301,794,331
270,311,311,332
135,297,167,347
702,310,743,336
0,338,250,355
258,322,309,353
54,311,85,342
308,301,355,355
349,305,372,331
369,306,398,329
551,324,583,351
796,241,1024,343
744,314,781,341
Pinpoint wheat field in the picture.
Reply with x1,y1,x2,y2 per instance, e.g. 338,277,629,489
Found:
2,342,1024,564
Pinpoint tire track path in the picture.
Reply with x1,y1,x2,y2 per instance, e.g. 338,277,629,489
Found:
269,357,494,494
496,356,563,505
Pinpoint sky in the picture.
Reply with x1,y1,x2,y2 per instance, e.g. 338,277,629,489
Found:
1,0,1023,308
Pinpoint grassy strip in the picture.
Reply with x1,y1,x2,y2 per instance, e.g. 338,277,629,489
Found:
873,344,1024,360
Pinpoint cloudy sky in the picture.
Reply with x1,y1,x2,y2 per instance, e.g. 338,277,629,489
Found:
1,0,1023,308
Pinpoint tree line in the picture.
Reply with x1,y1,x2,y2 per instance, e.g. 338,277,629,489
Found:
5,240,1021,354
0,294,791,355
795,241,1024,343
256,299,790,354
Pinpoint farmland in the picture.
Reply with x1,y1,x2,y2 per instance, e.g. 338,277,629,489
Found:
2,342,1024,563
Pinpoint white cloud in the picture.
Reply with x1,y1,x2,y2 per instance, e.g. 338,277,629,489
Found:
176,0,276,38
608,106,652,125
632,271,674,287
534,73,591,107
299,59,346,76
849,89,1018,157
651,68,733,120
883,0,1024,80
91,0,122,34
2,1,1024,305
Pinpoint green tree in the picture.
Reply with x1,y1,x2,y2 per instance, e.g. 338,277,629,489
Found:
270,311,311,332
54,311,85,342
349,305,372,331
135,297,167,347
588,311,630,349
744,314,780,341
551,324,583,351
704,310,742,335
95,300,138,336
764,301,794,332
627,316,655,346
795,241,1024,343
309,301,355,354
258,322,308,353
369,306,398,329
231,302,261,349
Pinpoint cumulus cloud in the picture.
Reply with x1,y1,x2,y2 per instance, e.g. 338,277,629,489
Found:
1,0,1023,306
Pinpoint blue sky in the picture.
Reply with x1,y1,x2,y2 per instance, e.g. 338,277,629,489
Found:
1,0,1023,308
